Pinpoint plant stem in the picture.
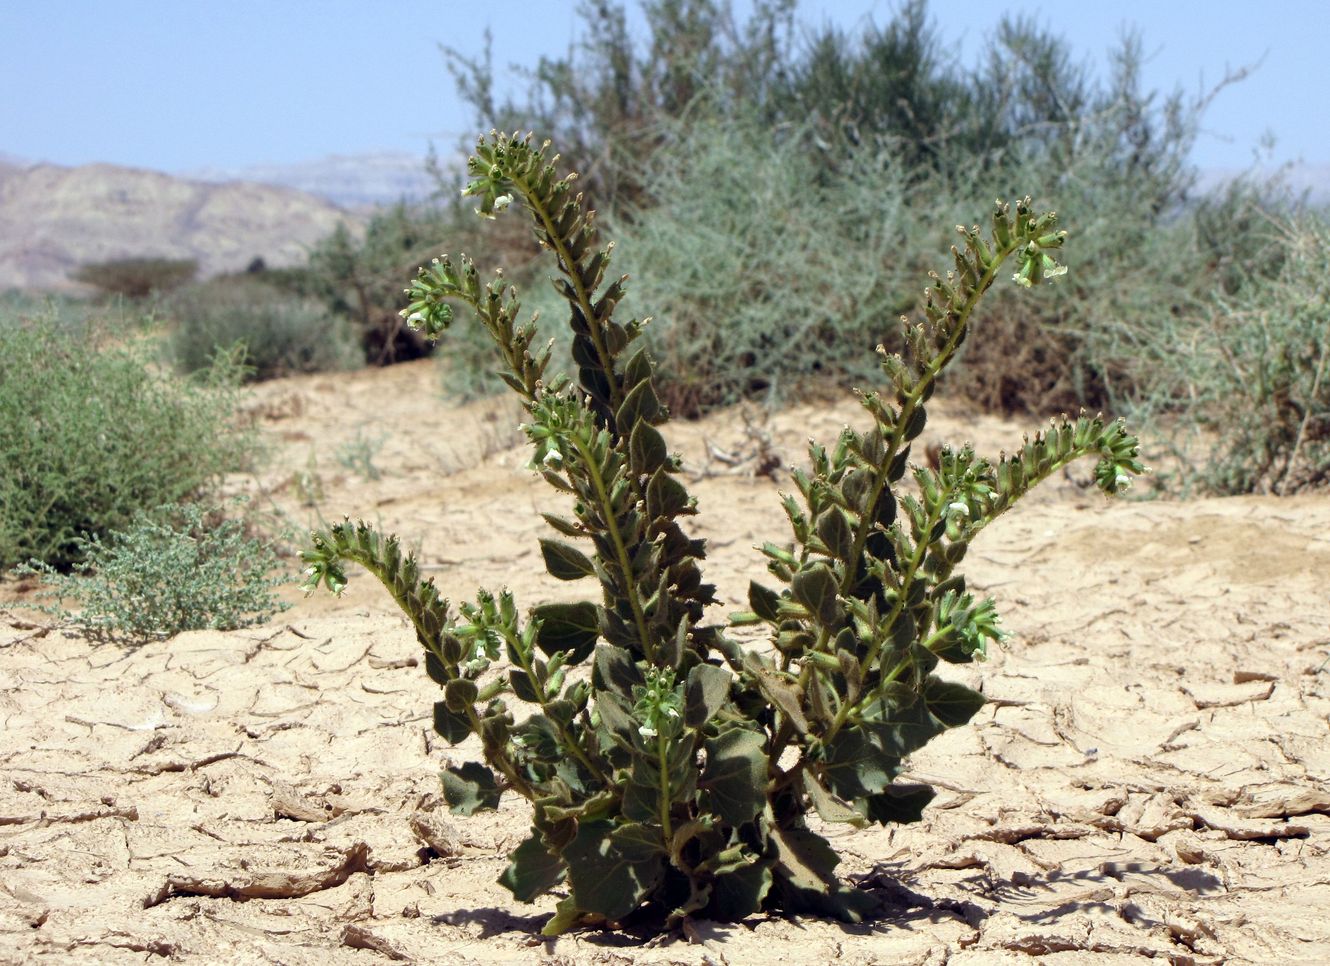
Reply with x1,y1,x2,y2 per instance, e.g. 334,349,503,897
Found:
570,434,655,661
656,731,674,843
511,170,625,417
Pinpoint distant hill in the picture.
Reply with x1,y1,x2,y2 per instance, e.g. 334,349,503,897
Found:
186,151,439,209
0,161,360,292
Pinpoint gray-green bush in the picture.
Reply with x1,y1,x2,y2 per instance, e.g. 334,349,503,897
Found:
0,312,253,571
166,275,361,381
15,501,287,644
1130,212,1330,495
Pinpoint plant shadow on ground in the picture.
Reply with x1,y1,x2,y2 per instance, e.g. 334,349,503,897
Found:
858,858,1225,929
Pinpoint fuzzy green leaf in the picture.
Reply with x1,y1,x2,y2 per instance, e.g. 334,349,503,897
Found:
561,819,665,922
792,563,840,626
803,771,867,826
499,830,566,902
816,507,854,561
432,700,472,745
860,684,943,758
747,581,781,622
593,643,643,693
539,538,596,581
616,378,663,435
701,728,767,826
646,467,691,519
685,663,732,728
923,676,986,728
440,761,501,815
444,677,478,712
629,421,669,474
533,601,600,663
820,727,898,800
747,660,809,734
509,668,541,703
708,859,772,921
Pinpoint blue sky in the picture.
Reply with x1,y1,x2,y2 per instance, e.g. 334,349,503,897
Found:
0,1,1320,175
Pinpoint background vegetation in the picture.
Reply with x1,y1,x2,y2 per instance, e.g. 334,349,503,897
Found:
0,308,254,572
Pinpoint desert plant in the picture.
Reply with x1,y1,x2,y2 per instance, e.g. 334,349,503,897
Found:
336,430,387,481
165,275,361,381
0,314,254,572
14,501,287,644
70,256,197,299
1135,211,1329,494
301,133,1142,932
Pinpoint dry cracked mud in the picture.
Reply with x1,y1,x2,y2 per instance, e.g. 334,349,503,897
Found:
3,360,1328,964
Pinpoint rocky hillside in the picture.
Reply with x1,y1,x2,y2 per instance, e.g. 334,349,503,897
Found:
0,161,359,292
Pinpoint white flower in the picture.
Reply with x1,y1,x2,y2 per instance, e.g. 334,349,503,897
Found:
638,725,658,738
1114,472,1132,489
493,193,514,212
947,501,970,516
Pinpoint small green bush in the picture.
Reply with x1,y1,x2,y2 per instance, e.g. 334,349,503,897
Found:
70,257,197,299
607,118,931,415
15,502,288,644
165,276,361,381
0,313,253,571
1134,212,1330,495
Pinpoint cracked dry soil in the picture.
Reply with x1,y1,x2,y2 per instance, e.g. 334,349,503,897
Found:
3,360,1329,964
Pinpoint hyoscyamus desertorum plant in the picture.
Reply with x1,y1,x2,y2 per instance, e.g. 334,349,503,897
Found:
301,132,1144,933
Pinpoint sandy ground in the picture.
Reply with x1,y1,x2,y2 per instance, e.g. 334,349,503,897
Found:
3,359,1328,965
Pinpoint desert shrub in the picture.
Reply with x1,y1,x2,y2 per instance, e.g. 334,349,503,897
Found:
303,134,1142,932
606,118,935,415
70,256,197,299
0,313,253,572
305,205,472,365
434,1,1262,424
165,275,361,381
14,501,287,644
441,0,796,211
1131,212,1330,495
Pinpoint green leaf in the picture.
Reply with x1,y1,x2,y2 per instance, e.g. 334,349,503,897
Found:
685,663,732,728
701,728,767,826
860,783,937,826
541,512,584,538
539,538,596,581
541,895,588,937
432,700,472,745
561,819,665,921
593,642,643,693
860,683,941,758
440,761,501,815
443,677,478,712
424,650,449,686
499,830,566,902
770,823,839,892
623,345,653,388
821,726,898,800
616,378,663,435
816,507,853,561
747,581,781,622
923,676,986,728
746,659,808,734
533,601,600,663
629,421,669,474
508,668,540,703
803,771,867,826
707,858,772,921
646,468,691,520
792,563,840,626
